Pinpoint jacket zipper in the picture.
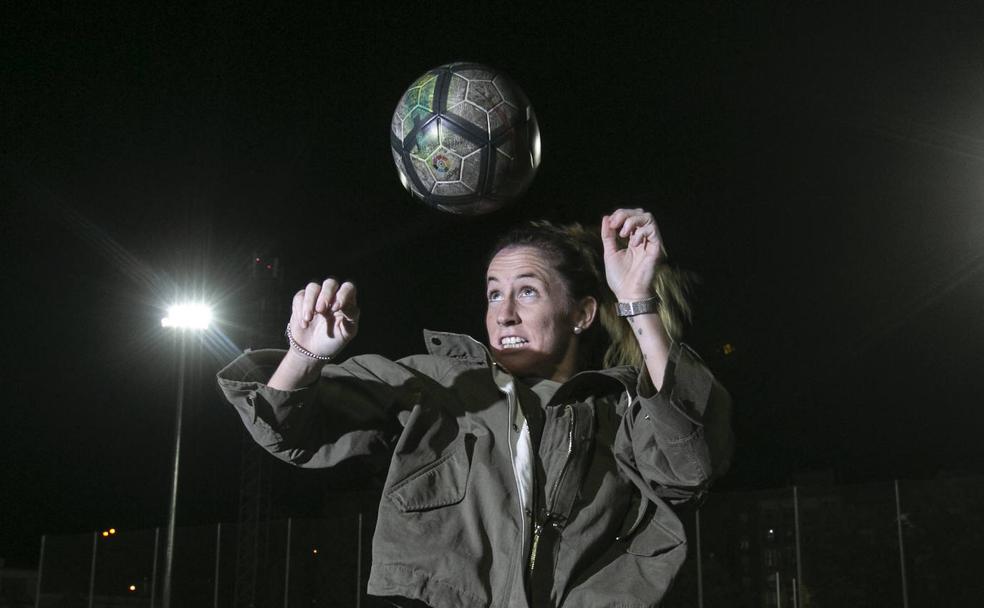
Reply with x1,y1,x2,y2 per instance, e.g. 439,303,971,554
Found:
528,403,576,576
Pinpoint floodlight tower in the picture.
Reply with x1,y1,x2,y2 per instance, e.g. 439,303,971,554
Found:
160,303,212,608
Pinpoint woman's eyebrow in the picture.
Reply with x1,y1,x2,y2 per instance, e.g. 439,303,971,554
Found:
487,272,545,284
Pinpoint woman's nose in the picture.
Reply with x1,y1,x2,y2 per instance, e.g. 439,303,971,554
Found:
497,299,519,326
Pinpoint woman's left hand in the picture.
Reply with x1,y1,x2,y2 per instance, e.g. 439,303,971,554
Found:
601,208,667,300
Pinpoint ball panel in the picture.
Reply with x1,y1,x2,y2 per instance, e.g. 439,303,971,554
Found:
428,147,462,182
488,101,520,137
459,152,482,191
492,74,522,107
489,149,511,194
496,132,516,159
447,74,468,106
391,148,414,193
409,120,440,161
396,73,439,143
438,120,480,156
410,156,437,193
446,101,491,137
454,68,494,81
433,181,473,196
466,80,503,111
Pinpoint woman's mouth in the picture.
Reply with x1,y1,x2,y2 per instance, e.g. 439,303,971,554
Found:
500,336,529,349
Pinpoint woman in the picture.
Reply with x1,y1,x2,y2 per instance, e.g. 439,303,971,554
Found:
218,208,732,608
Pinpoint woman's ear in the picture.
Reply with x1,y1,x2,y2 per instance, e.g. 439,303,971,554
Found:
575,296,598,331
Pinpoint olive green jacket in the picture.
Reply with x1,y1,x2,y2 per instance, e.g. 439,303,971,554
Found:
216,330,732,608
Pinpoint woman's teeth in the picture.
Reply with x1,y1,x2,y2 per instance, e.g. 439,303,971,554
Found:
501,336,528,349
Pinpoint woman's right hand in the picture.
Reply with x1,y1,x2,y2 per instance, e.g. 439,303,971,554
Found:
289,278,360,359
269,278,359,391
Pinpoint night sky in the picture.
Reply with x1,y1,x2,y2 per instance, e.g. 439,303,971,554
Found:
3,3,983,567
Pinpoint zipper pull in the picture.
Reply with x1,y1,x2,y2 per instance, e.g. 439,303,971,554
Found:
528,522,543,575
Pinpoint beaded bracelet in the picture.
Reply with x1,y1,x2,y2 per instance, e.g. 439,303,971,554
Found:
284,323,333,362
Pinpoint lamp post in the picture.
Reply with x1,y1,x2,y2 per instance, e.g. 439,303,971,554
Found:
160,303,212,608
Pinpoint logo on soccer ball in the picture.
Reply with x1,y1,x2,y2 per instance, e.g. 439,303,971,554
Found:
390,63,541,215
432,154,451,176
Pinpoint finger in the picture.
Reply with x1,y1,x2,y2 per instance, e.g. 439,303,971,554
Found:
619,211,654,238
609,208,644,231
301,282,321,327
600,215,620,257
291,289,306,328
631,222,658,248
333,281,359,318
316,278,340,313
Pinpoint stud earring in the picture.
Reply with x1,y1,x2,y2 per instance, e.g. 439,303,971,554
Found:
573,325,582,334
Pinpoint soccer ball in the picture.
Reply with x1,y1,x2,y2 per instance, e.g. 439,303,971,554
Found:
390,63,541,215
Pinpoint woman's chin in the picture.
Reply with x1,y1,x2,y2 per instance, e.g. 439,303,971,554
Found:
492,348,549,377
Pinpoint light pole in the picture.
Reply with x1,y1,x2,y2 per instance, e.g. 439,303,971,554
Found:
160,303,212,608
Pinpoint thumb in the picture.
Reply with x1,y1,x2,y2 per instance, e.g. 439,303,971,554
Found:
600,215,619,257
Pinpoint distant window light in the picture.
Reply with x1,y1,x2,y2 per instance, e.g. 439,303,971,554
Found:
722,343,735,355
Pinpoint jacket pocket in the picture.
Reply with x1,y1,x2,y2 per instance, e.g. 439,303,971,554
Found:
386,443,470,512
626,516,685,557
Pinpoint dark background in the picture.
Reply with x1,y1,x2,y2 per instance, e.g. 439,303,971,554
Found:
2,2,983,566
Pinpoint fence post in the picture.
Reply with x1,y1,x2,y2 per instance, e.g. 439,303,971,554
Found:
695,508,703,608
793,485,802,608
88,531,98,608
150,527,160,608
283,518,292,608
214,523,222,608
356,513,363,608
895,480,910,608
34,535,45,608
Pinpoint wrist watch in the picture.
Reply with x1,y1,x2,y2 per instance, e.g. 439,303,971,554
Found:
616,295,661,317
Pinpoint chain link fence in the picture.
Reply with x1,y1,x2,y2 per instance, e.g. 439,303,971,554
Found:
24,477,983,608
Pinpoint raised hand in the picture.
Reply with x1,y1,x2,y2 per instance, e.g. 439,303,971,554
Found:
270,278,359,390
290,278,360,359
600,208,667,301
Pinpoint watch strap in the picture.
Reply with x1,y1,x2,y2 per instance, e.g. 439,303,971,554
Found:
616,295,661,317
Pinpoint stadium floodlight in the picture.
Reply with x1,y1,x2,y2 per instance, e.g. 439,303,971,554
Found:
161,303,212,329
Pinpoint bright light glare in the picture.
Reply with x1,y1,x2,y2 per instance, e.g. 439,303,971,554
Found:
161,304,213,330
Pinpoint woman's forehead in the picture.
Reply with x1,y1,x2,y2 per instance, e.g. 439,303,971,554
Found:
486,245,556,281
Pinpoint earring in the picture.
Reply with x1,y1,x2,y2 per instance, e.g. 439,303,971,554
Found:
573,325,582,334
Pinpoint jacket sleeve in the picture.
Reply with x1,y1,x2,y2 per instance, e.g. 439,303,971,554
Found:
216,349,417,468
615,343,734,504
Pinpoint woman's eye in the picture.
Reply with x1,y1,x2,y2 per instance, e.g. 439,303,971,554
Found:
487,291,502,302
519,287,538,298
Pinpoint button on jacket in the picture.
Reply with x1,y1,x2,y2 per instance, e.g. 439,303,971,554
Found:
217,330,732,608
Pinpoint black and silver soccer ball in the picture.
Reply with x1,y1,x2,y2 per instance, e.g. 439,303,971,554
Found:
390,63,541,215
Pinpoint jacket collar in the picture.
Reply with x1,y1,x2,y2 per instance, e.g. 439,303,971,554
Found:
421,329,640,398
422,329,493,365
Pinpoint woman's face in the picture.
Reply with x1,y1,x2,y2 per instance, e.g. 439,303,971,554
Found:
485,246,586,382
